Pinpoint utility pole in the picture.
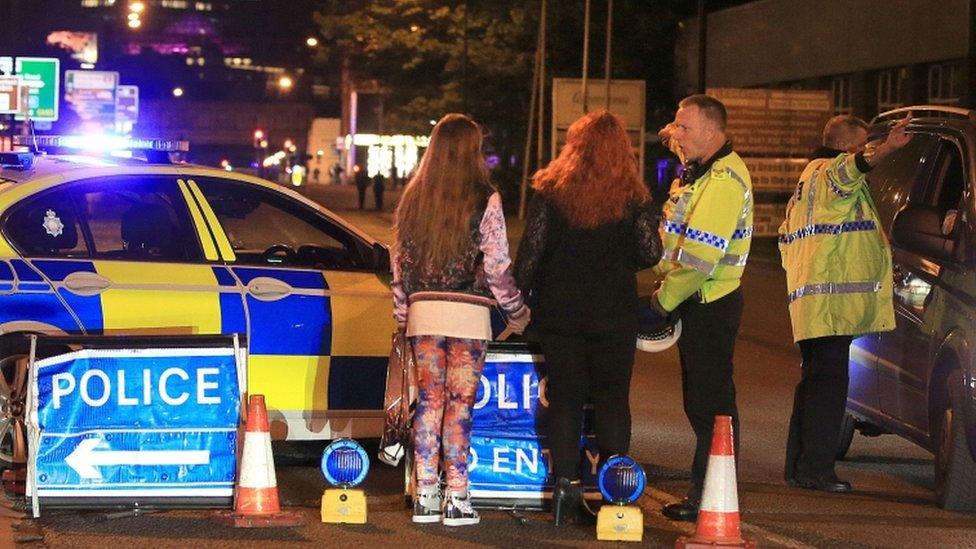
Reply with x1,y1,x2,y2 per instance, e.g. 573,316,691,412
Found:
604,0,613,110
582,0,591,113
462,0,469,113
697,0,707,94
520,0,547,220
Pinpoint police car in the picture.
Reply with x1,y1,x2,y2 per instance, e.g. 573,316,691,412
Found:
0,135,396,470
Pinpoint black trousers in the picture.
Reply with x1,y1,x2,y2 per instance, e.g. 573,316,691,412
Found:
357,185,368,209
675,289,743,501
538,331,635,480
785,335,853,480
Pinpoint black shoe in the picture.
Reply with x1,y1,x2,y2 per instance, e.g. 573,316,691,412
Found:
662,498,699,522
789,473,852,493
552,477,584,526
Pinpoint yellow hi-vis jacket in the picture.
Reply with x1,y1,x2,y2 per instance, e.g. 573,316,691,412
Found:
778,150,894,343
657,146,753,311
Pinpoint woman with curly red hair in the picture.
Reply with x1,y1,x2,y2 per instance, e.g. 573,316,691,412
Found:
515,110,662,525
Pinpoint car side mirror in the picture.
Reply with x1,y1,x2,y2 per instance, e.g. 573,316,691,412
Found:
891,203,955,260
373,242,391,272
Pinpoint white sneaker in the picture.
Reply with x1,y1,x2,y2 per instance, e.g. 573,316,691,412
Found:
442,490,480,526
412,488,442,524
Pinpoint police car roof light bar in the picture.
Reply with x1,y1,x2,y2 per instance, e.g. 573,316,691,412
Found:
12,135,190,155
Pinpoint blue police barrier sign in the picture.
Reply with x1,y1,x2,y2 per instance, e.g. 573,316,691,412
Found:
27,347,241,509
468,350,598,503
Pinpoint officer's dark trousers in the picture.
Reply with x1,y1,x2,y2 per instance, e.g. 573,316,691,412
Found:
538,331,635,480
676,289,743,501
785,335,852,480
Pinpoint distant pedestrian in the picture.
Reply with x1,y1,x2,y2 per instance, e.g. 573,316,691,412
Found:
312,167,321,184
373,173,386,211
779,114,912,493
354,168,369,209
655,94,753,523
393,113,530,526
330,162,344,185
515,110,662,526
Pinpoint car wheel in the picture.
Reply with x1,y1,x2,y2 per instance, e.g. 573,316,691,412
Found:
0,346,30,470
934,371,976,511
835,412,856,461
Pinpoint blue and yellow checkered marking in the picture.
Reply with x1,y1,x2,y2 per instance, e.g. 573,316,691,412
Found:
231,267,331,356
32,260,104,333
664,221,729,251
779,220,877,245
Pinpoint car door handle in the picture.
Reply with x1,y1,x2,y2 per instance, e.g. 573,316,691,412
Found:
63,272,113,296
247,276,293,301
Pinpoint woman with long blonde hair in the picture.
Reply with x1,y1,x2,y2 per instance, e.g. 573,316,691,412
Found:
515,110,662,525
392,113,529,526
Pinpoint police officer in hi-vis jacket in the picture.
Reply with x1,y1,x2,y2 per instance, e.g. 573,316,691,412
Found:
653,94,754,522
779,114,912,493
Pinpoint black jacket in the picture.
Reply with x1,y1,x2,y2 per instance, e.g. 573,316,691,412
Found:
515,193,662,334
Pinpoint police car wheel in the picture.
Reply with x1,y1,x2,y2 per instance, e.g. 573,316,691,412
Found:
0,342,30,469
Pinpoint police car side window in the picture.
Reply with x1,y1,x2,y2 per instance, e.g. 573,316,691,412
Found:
196,178,368,270
70,177,202,262
4,188,89,258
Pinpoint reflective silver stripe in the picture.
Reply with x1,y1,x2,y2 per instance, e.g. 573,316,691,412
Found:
666,247,746,271
806,168,818,226
667,247,716,274
788,281,881,303
836,158,856,186
669,191,694,225
719,253,748,267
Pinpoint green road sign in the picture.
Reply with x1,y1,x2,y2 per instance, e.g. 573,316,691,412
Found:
15,57,60,122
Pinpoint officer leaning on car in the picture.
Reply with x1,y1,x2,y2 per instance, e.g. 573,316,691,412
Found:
778,114,912,493
648,94,754,522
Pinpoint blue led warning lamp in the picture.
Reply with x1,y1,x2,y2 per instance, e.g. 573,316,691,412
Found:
321,438,370,488
598,455,646,505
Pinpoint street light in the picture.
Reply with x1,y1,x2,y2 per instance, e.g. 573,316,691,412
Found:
129,1,145,13
172,86,184,98
127,18,142,29
278,75,294,90
306,37,319,47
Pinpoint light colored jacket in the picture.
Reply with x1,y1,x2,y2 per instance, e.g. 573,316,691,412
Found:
778,151,894,342
657,147,753,311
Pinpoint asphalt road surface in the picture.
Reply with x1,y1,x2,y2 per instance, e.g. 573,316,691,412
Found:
9,184,976,548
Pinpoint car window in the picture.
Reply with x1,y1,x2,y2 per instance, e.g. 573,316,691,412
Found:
925,140,965,218
4,188,89,258
867,133,939,228
71,177,202,262
195,178,369,270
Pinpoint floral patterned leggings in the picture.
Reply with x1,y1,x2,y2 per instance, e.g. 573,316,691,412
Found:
411,335,487,492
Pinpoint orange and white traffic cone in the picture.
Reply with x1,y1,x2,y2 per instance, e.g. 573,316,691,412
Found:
213,395,305,528
675,416,755,548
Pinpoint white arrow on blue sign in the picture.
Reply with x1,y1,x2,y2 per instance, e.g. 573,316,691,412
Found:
65,437,211,480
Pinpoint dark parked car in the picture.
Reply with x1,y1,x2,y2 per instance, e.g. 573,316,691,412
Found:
842,105,976,510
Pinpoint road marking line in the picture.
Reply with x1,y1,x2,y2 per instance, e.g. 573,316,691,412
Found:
642,484,816,549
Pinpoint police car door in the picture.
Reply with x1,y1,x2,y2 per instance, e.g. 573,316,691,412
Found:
5,175,229,339
188,176,394,440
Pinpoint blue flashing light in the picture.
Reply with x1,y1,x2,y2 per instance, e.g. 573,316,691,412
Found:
321,438,369,488
13,134,189,154
598,455,646,505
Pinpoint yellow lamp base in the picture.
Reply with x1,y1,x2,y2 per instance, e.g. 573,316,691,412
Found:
596,504,643,542
321,488,367,524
